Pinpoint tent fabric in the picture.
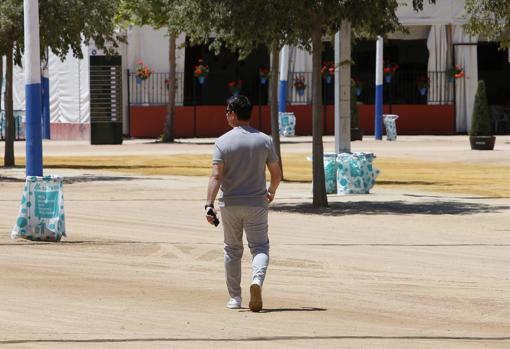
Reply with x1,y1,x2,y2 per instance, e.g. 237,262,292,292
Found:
10,43,90,124
396,0,467,25
126,26,186,73
453,25,478,133
387,25,430,40
427,24,452,104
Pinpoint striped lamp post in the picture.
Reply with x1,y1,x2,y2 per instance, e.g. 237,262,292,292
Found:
278,45,289,113
24,0,43,176
374,36,383,140
41,49,50,140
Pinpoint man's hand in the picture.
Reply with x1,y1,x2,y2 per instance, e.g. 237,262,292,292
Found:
205,205,220,226
266,190,275,203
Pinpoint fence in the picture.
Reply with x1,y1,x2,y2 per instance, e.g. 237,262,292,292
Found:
129,71,186,106
345,70,454,105
128,70,454,107
128,71,269,106
0,110,26,141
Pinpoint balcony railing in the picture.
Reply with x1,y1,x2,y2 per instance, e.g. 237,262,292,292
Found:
128,70,454,107
129,72,186,106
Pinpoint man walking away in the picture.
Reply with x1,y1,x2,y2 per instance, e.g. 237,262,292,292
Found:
205,95,281,312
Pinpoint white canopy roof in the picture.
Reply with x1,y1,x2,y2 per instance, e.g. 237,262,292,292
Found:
396,0,467,26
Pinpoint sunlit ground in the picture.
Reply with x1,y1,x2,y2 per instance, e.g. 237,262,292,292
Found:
2,153,509,198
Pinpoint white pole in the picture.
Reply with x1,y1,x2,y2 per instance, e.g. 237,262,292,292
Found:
374,36,383,140
278,45,289,113
334,32,341,153
41,48,50,139
24,0,43,176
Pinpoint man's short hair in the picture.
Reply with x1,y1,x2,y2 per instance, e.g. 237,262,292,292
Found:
227,95,252,121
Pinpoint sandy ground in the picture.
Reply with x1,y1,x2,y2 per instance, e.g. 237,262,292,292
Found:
1,136,510,348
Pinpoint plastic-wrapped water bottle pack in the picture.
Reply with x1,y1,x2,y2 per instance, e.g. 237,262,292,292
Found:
323,152,337,194
278,112,296,137
336,152,380,194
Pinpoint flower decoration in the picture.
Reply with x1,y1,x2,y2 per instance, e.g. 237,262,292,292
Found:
416,75,430,89
449,64,464,79
294,76,307,90
259,67,270,78
135,60,152,81
259,67,270,85
193,59,209,78
228,80,242,95
383,61,399,77
321,61,336,78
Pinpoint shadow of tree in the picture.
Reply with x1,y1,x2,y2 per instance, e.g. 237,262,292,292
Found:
271,200,510,216
1,335,509,345
0,175,162,183
245,307,326,313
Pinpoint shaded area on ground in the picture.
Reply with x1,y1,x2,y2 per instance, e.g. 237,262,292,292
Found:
2,152,510,197
0,175,162,183
1,335,509,345
271,200,510,216
3,241,510,248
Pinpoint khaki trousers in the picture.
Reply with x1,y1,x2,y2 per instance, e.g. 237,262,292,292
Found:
220,205,269,298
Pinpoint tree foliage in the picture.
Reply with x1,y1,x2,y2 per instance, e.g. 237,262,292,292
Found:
0,0,122,167
0,0,122,64
464,0,510,48
470,80,491,136
116,0,184,142
170,0,434,208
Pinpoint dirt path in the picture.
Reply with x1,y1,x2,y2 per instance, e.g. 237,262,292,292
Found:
1,173,510,348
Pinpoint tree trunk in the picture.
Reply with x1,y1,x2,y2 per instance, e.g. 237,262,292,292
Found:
311,14,328,208
269,41,283,179
162,32,177,143
4,48,15,167
0,54,3,136
339,20,352,152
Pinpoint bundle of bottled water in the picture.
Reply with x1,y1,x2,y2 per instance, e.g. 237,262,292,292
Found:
383,114,399,141
336,152,379,194
278,112,296,137
323,152,337,194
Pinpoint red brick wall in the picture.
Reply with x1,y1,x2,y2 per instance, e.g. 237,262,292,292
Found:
129,104,455,138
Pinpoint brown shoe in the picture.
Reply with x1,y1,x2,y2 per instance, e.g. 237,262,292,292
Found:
249,282,263,312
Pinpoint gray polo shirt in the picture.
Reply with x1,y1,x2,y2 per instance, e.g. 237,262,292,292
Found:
212,125,279,207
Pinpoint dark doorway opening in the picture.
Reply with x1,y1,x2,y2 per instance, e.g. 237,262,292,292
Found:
184,41,270,106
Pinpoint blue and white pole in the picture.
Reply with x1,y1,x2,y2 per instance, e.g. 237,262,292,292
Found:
374,36,383,140
41,49,50,140
278,45,289,113
24,0,43,176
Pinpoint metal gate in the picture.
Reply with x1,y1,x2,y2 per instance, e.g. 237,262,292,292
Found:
89,55,123,144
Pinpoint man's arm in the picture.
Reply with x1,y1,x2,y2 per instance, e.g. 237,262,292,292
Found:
205,163,223,225
266,161,282,203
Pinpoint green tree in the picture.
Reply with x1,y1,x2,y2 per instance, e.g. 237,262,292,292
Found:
0,0,123,167
470,80,491,136
164,0,434,208
292,0,434,208
116,0,181,143
176,0,304,180
464,0,510,48
0,0,22,167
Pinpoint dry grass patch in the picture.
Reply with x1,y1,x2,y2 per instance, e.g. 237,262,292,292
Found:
3,153,510,197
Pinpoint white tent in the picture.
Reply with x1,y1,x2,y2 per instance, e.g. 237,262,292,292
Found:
4,26,186,140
